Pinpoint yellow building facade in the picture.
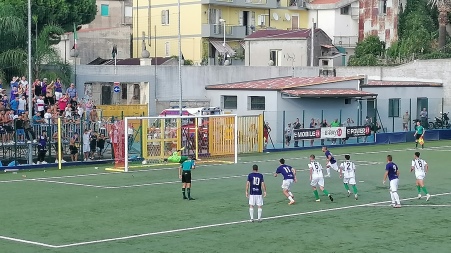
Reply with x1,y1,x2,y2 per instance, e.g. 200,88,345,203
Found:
132,0,309,65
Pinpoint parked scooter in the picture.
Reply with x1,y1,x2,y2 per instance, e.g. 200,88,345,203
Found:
432,112,450,129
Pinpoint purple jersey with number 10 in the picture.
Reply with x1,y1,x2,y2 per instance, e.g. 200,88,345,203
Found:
247,172,264,195
275,165,294,180
385,162,399,181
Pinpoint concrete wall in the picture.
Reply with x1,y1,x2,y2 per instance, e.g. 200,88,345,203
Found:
246,39,308,66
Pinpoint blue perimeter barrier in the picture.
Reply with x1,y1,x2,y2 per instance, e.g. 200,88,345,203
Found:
376,129,447,144
266,129,451,152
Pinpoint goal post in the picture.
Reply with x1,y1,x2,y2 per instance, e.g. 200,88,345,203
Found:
121,114,238,172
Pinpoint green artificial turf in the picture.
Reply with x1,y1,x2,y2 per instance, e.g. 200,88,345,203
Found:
1,141,451,253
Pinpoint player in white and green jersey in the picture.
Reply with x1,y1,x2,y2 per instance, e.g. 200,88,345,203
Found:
339,155,358,200
410,151,430,201
308,154,333,202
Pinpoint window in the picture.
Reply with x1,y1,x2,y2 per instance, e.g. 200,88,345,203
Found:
258,15,266,26
388,98,400,117
249,96,265,110
340,5,350,15
161,10,169,25
222,96,237,109
344,98,351,105
101,4,109,16
121,84,127,100
379,0,387,14
269,50,282,66
164,42,170,56
133,84,140,100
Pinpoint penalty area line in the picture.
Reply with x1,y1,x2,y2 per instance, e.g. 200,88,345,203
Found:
0,235,58,248
51,192,451,249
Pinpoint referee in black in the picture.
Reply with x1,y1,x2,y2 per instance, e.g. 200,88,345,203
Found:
179,155,196,200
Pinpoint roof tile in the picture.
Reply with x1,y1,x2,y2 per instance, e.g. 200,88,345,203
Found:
205,76,362,90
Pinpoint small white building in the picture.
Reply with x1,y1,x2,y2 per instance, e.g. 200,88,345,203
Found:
244,28,340,67
205,76,375,144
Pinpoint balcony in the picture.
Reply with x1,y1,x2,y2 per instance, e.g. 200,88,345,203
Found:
287,0,307,8
202,24,247,39
334,36,358,48
201,0,278,9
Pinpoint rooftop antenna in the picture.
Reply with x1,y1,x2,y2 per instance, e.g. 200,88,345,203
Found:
285,53,296,77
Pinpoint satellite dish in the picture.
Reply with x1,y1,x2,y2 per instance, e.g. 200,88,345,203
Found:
285,13,291,21
273,13,279,21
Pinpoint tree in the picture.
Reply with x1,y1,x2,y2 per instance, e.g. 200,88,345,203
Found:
3,0,97,32
429,0,451,48
348,36,385,66
0,2,71,83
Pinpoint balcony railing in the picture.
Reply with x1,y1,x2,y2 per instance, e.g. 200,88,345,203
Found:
202,24,247,39
201,0,277,8
334,36,359,48
288,0,306,8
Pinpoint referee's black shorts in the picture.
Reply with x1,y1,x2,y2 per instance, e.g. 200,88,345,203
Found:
182,170,192,183
415,134,422,140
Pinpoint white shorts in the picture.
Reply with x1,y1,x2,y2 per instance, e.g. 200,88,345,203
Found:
390,179,399,192
83,144,90,152
55,91,63,101
310,177,325,187
249,195,263,206
328,162,339,172
343,177,356,185
281,179,294,190
415,173,425,180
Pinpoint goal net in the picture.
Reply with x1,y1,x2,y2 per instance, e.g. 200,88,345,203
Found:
115,114,238,172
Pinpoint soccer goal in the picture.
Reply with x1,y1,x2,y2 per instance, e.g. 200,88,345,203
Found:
111,114,238,172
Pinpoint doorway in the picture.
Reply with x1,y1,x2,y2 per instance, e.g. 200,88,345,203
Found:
101,85,112,105
417,97,428,118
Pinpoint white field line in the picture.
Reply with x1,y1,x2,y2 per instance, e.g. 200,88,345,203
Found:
1,191,450,249
30,161,379,189
0,145,447,185
366,204,451,207
48,191,451,248
0,235,58,248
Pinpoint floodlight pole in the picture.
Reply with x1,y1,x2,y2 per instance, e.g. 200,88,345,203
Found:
27,0,33,164
177,0,182,116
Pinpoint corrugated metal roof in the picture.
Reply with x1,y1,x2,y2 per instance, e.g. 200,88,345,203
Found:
210,40,236,56
365,80,443,87
205,76,363,90
282,89,377,97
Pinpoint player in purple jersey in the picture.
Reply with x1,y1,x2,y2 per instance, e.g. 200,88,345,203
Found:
383,155,401,208
322,146,338,177
246,164,266,222
274,158,297,205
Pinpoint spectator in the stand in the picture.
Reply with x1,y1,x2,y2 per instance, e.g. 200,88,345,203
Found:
403,111,410,131
20,76,28,91
77,103,84,119
420,108,428,129
44,108,52,124
10,86,18,101
10,96,19,114
33,78,42,97
309,118,318,147
292,118,301,147
89,131,98,159
85,100,93,121
37,130,48,164
18,95,26,115
15,114,25,143
10,76,19,89
0,111,5,143
320,119,328,146
58,93,69,115
45,80,55,105
32,111,45,124
284,123,292,147
66,83,77,100
54,78,63,101
89,106,99,131
263,122,271,149
97,133,105,158
342,118,354,145
82,129,91,161
36,95,45,115
22,113,36,143
64,103,72,122
41,78,48,97
69,133,79,161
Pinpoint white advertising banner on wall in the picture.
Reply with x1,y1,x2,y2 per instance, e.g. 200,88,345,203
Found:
320,127,346,139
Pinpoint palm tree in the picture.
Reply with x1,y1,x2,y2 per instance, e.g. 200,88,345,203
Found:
429,0,451,49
